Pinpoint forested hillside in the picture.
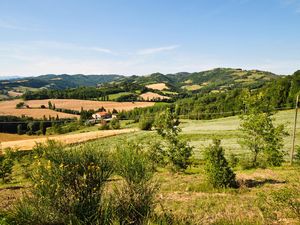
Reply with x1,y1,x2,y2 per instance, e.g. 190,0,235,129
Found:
4,68,280,102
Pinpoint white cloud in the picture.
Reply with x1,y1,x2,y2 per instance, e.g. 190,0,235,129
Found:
31,41,114,54
137,45,179,55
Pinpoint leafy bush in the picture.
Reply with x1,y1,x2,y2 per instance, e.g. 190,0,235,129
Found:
113,142,158,225
139,114,154,130
110,118,120,129
15,102,25,109
228,153,239,168
204,139,236,188
0,148,15,183
9,140,114,224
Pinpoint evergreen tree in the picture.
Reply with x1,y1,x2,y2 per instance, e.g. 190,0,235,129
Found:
204,139,236,188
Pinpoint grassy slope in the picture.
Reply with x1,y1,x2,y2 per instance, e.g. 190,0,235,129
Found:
180,109,298,158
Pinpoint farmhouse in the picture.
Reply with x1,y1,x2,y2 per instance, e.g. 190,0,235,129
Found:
92,111,111,120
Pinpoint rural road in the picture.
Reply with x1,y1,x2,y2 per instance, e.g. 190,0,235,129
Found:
1,128,137,151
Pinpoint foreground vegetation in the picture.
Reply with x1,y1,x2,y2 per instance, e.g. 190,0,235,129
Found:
1,108,300,224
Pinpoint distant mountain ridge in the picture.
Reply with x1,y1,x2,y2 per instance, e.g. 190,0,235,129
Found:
0,68,282,99
0,74,124,90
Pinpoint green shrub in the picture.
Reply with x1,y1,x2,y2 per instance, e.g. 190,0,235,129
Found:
139,115,154,130
110,118,120,129
239,155,267,170
227,153,239,168
294,145,300,163
204,139,236,188
9,140,114,225
0,148,15,183
113,142,159,225
15,102,25,109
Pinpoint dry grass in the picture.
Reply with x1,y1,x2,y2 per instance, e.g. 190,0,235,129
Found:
0,99,155,119
0,133,40,142
139,92,170,101
146,83,169,91
0,128,137,151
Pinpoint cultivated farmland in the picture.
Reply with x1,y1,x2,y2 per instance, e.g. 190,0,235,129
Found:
145,82,169,90
0,99,155,119
139,92,170,101
0,100,78,119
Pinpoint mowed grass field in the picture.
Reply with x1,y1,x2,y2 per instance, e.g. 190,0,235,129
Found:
0,99,155,119
179,109,299,158
1,110,300,224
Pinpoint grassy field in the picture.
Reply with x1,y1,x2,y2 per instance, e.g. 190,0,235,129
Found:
107,92,132,100
1,110,300,224
179,109,299,159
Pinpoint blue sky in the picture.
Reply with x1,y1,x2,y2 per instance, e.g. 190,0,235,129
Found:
0,0,299,76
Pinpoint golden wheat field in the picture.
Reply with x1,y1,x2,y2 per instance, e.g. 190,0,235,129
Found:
0,99,155,119
139,92,170,101
145,83,169,90
0,100,79,119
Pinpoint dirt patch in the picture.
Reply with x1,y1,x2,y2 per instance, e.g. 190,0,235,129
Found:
0,186,27,210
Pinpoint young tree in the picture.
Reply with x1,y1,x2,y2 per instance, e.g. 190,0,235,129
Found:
48,101,52,109
39,121,47,135
239,113,287,167
204,139,236,188
154,108,193,171
17,124,23,135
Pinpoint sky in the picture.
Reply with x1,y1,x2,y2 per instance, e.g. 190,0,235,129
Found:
0,0,300,76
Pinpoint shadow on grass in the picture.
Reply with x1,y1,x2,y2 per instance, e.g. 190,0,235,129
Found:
238,178,286,188
0,185,24,191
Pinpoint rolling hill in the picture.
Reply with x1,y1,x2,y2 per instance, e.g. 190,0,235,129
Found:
0,68,281,101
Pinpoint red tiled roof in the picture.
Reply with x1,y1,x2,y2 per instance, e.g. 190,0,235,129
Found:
95,111,109,116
